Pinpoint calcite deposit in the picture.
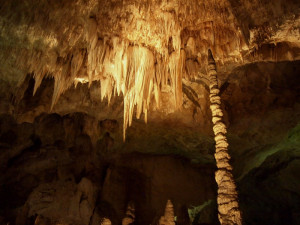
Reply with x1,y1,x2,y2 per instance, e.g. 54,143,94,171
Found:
0,0,299,138
0,0,299,225
159,200,176,225
122,203,135,225
208,50,242,225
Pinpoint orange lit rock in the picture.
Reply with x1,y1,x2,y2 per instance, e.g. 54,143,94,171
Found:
100,218,112,225
159,200,176,225
122,202,135,225
208,49,242,225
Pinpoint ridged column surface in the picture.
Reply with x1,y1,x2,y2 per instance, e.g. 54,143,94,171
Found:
208,49,242,225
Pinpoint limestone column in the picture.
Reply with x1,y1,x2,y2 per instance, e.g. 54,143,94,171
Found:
207,49,242,225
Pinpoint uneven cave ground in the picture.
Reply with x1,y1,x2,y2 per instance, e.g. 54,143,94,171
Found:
0,61,299,225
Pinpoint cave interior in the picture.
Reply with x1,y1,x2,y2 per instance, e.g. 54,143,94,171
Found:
0,0,300,225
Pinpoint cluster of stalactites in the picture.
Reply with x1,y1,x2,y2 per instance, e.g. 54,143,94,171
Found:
29,35,185,140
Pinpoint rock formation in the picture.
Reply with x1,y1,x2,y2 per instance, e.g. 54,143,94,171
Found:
24,177,98,225
100,218,112,225
0,0,299,139
207,49,242,225
0,0,299,225
121,202,135,225
159,200,176,225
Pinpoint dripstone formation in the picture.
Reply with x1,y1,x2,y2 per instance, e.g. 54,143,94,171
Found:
0,0,299,225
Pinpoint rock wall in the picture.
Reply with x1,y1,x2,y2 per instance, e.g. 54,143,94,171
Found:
0,112,217,225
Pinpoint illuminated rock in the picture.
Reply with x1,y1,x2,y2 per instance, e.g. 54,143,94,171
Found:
0,1,299,224
122,202,135,225
100,218,112,225
0,0,298,140
207,49,242,225
159,200,176,225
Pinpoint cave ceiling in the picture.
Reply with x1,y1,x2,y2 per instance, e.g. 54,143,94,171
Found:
0,0,300,137
0,2,300,224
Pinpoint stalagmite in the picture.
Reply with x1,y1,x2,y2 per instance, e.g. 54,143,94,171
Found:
122,202,135,225
207,49,242,225
159,200,175,225
100,218,112,225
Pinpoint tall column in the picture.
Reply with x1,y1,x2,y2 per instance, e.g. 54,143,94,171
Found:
207,49,242,225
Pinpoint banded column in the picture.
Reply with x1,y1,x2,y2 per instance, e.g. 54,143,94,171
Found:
207,49,242,225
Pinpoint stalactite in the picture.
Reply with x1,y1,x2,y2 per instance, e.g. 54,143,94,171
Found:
207,49,242,225
168,49,185,109
33,72,46,96
121,45,156,140
86,17,99,84
29,51,52,96
159,200,175,225
51,56,75,109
